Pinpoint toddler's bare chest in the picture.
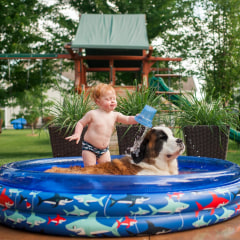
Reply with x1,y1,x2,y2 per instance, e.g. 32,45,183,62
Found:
92,114,115,129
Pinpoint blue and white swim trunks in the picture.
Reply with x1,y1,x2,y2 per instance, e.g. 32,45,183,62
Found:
82,140,109,159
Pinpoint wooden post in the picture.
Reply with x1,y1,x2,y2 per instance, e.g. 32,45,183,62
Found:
109,59,116,85
74,59,81,90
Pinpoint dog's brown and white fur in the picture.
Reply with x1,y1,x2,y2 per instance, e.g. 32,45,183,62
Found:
46,126,185,175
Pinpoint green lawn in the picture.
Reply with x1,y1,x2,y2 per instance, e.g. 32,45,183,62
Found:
0,129,52,165
227,140,240,165
0,129,239,166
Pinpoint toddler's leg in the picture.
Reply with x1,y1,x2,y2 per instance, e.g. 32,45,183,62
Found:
97,151,111,164
82,150,97,166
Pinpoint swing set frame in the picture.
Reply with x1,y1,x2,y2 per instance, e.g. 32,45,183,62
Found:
0,49,182,92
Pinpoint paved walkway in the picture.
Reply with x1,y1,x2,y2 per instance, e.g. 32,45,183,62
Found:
1,215,240,240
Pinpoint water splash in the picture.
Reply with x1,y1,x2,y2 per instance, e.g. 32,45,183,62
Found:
129,128,149,157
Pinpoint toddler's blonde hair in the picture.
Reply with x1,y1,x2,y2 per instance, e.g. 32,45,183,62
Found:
91,83,116,103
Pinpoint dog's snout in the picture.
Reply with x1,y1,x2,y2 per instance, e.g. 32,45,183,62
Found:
176,138,185,152
176,138,182,144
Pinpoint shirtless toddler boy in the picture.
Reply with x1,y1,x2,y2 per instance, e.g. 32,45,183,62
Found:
65,83,138,166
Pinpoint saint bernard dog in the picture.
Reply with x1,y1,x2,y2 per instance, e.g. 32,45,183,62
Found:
46,126,185,175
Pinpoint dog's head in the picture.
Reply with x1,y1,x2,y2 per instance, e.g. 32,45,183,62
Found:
131,126,185,164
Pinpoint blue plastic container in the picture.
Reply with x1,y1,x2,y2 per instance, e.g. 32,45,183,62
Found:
135,105,157,128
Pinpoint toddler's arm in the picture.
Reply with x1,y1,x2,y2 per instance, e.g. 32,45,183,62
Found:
116,113,138,125
65,121,83,144
65,111,92,144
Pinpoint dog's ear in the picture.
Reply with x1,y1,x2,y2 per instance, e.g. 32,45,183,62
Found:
131,137,148,164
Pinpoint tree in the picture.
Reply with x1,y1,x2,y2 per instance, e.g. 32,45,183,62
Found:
186,0,240,103
0,0,76,107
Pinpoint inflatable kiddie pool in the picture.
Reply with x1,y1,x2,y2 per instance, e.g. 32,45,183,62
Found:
1,155,240,237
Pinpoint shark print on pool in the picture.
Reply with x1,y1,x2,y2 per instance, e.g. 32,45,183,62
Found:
1,156,240,237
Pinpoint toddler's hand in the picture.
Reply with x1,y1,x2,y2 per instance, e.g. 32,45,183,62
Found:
65,134,80,144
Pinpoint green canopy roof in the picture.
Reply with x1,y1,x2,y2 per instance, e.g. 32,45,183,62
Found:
72,14,149,50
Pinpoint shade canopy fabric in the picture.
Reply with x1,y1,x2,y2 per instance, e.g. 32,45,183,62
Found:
72,14,149,50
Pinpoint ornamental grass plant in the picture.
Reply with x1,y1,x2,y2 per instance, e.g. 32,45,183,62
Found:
47,89,94,135
46,89,94,157
174,92,238,159
175,92,238,136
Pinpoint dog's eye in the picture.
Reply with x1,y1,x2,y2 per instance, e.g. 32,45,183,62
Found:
167,154,172,158
158,134,167,141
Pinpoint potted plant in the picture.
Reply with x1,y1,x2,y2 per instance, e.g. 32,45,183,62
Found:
115,85,162,155
47,89,94,157
174,92,238,159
